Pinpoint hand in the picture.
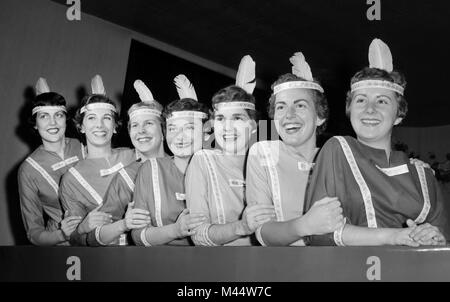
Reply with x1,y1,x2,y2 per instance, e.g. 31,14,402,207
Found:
123,201,151,231
77,204,112,234
406,219,446,246
60,211,82,240
241,204,276,235
174,209,207,238
390,226,420,247
301,197,344,235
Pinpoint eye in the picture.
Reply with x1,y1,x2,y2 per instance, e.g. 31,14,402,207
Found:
87,115,96,120
168,126,176,132
145,120,154,126
185,124,195,131
104,115,112,121
377,98,389,105
234,116,243,121
130,123,138,128
296,103,306,109
215,116,224,122
38,113,49,119
56,112,65,118
275,104,285,111
354,97,366,104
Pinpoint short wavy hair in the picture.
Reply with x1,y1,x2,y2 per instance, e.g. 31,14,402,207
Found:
345,67,408,119
268,73,329,134
127,101,163,131
211,85,258,121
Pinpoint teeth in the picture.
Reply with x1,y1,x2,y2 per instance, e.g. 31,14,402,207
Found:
223,134,237,139
47,129,59,134
361,119,380,125
284,123,301,130
137,138,151,142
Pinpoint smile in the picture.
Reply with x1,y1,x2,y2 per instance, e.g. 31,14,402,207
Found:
283,123,302,134
137,137,152,143
92,130,107,137
361,119,381,126
223,134,238,141
47,128,60,134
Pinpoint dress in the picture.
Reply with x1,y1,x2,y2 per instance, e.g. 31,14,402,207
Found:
59,148,135,245
246,140,317,246
18,138,85,245
186,149,254,246
304,136,450,246
131,157,191,246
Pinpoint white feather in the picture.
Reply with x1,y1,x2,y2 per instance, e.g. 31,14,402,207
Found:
174,74,198,101
133,80,155,102
35,77,50,95
235,55,256,94
290,52,313,81
91,74,106,95
368,38,393,72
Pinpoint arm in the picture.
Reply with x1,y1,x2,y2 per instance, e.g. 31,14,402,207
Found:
18,168,66,245
341,224,419,247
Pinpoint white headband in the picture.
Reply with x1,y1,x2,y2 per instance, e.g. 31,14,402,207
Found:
214,101,255,111
273,81,324,94
80,103,117,114
129,108,162,120
351,80,404,96
32,105,67,115
166,111,208,122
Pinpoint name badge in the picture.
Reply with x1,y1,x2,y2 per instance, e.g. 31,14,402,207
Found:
229,179,245,187
175,192,186,201
51,156,79,171
298,161,314,171
100,163,124,177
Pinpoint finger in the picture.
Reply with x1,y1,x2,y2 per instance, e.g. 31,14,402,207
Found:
406,219,417,228
255,217,272,225
64,210,69,218
130,213,151,220
186,217,208,224
187,221,207,230
254,213,276,222
248,208,277,217
129,201,135,208
313,197,338,206
411,226,435,241
186,213,207,219
92,204,103,212
247,204,275,211
91,212,113,219
128,222,150,229
130,209,150,215
325,200,342,210
66,219,82,227
414,229,440,243
65,216,83,223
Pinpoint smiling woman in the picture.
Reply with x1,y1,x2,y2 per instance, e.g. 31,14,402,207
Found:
18,78,85,246
304,39,450,247
59,75,136,246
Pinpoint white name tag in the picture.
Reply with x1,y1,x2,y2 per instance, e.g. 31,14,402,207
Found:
100,163,124,177
298,161,314,171
376,164,409,177
175,192,186,201
51,156,79,171
229,179,245,187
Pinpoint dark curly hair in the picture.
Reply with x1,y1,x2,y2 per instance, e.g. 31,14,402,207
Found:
211,85,259,121
73,94,121,137
29,92,67,128
268,73,329,134
346,67,408,119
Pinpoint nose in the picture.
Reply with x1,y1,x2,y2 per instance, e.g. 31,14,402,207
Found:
49,115,57,125
286,105,296,118
224,119,234,131
365,101,376,114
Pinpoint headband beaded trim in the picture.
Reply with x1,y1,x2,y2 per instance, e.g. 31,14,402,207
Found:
129,108,162,120
351,80,404,96
214,101,255,111
32,105,67,115
273,81,324,94
166,111,208,122
80,103,116,114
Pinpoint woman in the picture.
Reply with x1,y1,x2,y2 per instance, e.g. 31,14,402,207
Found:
86,80,165,246
246,52,344,246
304,39,449,246
18,78,85,246
60,75,135,246
186,56,275,246
131,74,209,246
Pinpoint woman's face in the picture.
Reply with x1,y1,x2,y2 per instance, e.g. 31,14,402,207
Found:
165,116,204,158
35,108,67,144
350,87,402,148
273,88,324,148
129,114,163,156
81,107,115,148
213,107,255,155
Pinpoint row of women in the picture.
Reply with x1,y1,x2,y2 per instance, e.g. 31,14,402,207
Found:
19,38,449,247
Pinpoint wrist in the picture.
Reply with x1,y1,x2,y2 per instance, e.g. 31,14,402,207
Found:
119,219,128,232
169,223,181,239
57,229,67,242
296,215,311,237
235,220,251,236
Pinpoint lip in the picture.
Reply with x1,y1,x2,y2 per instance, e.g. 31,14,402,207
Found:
282,123,303,134
174,142,191,148
136,137,152,143
92,130,107,137
47,128,60,134
222,134,238,141
360,118,381,126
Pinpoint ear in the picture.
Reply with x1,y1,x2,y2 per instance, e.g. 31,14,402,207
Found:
249,120,257,131
316,118,326,127
394,117,403,126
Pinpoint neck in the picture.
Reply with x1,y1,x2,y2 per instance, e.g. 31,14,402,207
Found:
86,143,113,159
42,138,66,157
358,135,392,160
285,134,317,161
140,144,165,160
173,156,190,174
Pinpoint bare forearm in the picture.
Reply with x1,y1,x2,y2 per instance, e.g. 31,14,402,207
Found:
208,220,248,246
342,225,396,246
31,229,66,246
98,220,126,245
143,224,180,246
